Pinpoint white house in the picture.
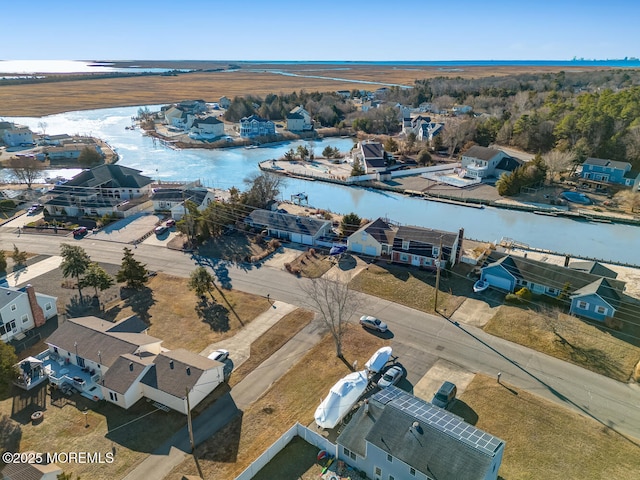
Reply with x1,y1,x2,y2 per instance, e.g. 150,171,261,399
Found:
151,187,216,220
164,106,195,130
0,285,57,343
286,105,313,131
219,96,231,109
2,126,34,147
357,141,387,173
347,218,396,256
461,146,512,179
189,116,225,140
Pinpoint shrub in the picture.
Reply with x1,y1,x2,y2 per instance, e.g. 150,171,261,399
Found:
268,239,281,250
0,200,15,212
505,293,523,303
284,262,292,273
515,287,532,300
309,248,316,257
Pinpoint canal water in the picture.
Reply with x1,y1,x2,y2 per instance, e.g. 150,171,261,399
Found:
4,106,639,264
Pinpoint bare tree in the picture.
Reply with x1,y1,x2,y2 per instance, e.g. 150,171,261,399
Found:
7,157,43,189
542,150,573,181
443,117,476,157
37,121,48,136
299,277,362,358
614,190,640,213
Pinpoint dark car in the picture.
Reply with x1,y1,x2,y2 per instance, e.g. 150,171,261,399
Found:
72,226,88,237
431,381,457,410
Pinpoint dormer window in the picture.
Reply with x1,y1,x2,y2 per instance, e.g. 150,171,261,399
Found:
402,240,409,250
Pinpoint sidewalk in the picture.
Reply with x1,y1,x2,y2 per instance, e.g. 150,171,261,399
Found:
2,255,62,287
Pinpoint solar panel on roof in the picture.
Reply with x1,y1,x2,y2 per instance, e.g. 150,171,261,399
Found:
374,386,503,456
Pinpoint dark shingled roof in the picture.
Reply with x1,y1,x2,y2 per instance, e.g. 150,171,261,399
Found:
338,388,503,480
140,349,220,399
583,157,630,170
1,461,62,480
568,260,618,279
393,225,458,258
495,156,523,172
463,145,501,161
151,187,209,205
361,142,384,159
194,116,222,125
101,353,154,394
241,114,271,124
0,287,23,309
62,164,153,189
362,218,396,245
287,112,304,120
246,209,329,237
571,278,621,309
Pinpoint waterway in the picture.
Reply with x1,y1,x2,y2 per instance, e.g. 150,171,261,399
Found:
3,106,639,264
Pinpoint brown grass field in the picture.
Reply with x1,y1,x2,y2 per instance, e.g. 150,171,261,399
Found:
0,63,599,116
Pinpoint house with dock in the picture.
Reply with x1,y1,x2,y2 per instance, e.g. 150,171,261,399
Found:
460,146,522,180
244,209,331,246
579,157,640,190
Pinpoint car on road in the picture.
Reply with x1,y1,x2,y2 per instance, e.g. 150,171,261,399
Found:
431,381,457,410
154,225,168,235
377,365,403,388
359,315,388,333
208,349,229,363
165,219,176,227
27,203,43,215
72,226,88,237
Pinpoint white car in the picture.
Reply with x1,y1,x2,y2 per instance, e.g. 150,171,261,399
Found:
377,365,403,388
359,315,388,333
208,349,229,363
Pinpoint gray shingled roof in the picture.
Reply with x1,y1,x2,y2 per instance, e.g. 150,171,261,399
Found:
361,142,384,159
584,157,630,170
246,210,329,237
571,278,621,308
140,349,219,399
393,226,458,258
568,260,618,279
101,353,154,394
194,116,222,125
0,287,23,309
152,187,209,205
463,145,501,161
63,164,153,189
338,393,501,480
46,317,161,367
362,218,396,245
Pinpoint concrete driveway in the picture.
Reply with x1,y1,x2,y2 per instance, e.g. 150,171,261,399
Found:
451,297,502,327
93,212,162,244
412,358,476,403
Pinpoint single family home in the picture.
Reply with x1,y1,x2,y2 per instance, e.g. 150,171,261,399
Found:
151,187,216,220
286,105,313,131
580,157,640,190
2,126,34,147
336,386,505,480
347,218,397,257
244,209,331,246
392,226,464,269
239,115,275,138
357,141,387,174
0,285,57,343
460,146,519,179
189,116,225,140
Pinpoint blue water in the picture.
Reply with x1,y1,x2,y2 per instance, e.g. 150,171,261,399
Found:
4,106,640,264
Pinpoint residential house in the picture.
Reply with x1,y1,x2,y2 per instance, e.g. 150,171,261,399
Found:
41,133,72,146
392,226,464,269
44,164,153,217
2,126,34,147
480,253,625,322
357,141,387,174
219,96,231,109
244,209,331,246
151,187,216,220
177,99,207,114
347,218,396,256
417,122,444,143
35,316,224,414
1,461,63,480
336,90,351,98
286,105,313,131
460,146,514,179
336,386,505,480
239,115,275,138
580,157,640,190
568,260,618,279
189,116,225,140
0,285,57,343
45,143,103,163
452,105,473,115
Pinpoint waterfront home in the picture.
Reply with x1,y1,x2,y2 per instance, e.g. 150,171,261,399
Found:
286,105,313,131
2,125,34,147
0,284,57,343
239,115,275,138
189,116,225,140
44,143,103,163
151,186,215,220
336,386,505,480
392,226,464,269
244,209,331,246
452,105,473,115
460,146,522,179
347,217,397,257
480,253,626,322
356,141,387,174
580,157,640,190
164,106,195,130
21,315,225,414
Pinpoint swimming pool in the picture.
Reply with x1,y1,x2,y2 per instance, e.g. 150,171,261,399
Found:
561,191,593,205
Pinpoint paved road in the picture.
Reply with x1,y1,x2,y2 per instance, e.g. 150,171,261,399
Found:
3,228,640,442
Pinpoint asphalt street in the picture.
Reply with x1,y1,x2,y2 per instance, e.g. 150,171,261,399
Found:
2,227,640,442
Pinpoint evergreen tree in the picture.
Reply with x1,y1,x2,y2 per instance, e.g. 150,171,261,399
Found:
60,244,91,298
116,247,148,289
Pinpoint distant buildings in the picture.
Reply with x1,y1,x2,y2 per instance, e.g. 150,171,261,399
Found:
239,115,275,138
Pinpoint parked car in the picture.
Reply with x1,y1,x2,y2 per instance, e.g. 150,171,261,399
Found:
359,315,388,333
27,203,43,215
165,219,176,227
154,225,168,235
208,349,229,363
72,226,88,237
431,381,457,410
377,365,403,388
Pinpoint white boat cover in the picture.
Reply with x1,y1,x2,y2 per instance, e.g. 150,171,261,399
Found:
314,370,369,429
364,346,393,373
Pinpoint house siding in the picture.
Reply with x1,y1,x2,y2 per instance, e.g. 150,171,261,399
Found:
347,231,383,257
480,265,516,291
570,294,614,322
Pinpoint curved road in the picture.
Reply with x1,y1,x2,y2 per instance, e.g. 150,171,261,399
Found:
3,228,640,442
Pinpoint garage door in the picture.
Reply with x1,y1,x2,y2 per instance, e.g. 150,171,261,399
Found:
351,243,363,253
483,274,512,291
301,235,313,245
291,233,302,244
365,245,377,256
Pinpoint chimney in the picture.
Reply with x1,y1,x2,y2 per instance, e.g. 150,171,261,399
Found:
25,284,46,328
564,255,570,267
455,228,464,264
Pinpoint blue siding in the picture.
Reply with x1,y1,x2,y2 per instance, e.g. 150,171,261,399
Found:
570,294,613,322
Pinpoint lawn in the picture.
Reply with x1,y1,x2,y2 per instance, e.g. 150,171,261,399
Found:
483,305,640,382
460,374,640,479
349,263,467,315
107,273,271,352
167,324,389,479
286,249,334,278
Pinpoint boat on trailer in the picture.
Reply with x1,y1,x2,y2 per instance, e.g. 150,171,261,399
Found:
473,279,489,293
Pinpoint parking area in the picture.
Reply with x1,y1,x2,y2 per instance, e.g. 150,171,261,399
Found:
412,358,475,404
92,212,163,244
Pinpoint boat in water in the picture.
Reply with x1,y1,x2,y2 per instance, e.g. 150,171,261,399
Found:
473,279,489,293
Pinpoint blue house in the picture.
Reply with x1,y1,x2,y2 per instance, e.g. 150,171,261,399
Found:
337,386,505,480
480,254,625,322
581,157,640,189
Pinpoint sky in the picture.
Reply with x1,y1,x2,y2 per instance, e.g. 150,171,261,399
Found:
1,0,639,62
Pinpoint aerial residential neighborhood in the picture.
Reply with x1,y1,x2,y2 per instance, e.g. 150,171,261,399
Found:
2,26,640,480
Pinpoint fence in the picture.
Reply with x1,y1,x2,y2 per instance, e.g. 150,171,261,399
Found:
234,423,338,480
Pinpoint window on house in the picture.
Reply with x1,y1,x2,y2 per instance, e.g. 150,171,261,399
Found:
109,391,118,402
343,447,351,457
596,305,608,315
400,253,408,262
375,467,382,475
577,300,589,309
349,451,356,460
45,303,52,310
21,315,28,324
547,288,558,295
10,304,16,311
432,246,439,257
387,454,393,462
410,467,416,476
402,240,409,250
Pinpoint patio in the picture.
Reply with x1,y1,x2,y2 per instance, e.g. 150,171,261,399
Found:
15,350,104,401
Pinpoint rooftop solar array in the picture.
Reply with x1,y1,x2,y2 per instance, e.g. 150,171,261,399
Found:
372,386,503,456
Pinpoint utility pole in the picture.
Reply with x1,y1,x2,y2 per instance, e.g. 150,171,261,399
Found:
186,387,204,478
434,236,443,313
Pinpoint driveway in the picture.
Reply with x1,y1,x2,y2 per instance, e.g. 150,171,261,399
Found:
450,297,502,327
92,212,162,244
412,358,475,403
